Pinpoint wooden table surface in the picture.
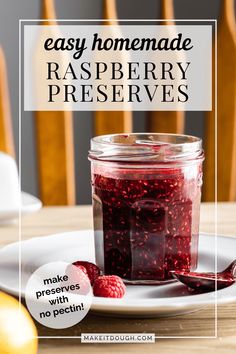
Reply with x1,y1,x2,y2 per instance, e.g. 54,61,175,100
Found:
0,203,236,353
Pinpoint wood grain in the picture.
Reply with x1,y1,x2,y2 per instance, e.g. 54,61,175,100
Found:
94,0,132,136
35,0,75,205
41,0,56,22
148,0,185,134
0,203,235,352
0,46,15,157
204,0,236,201
35,111,75,205
203,40,215,202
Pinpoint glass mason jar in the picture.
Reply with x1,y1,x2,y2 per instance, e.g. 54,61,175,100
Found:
89,133,204,284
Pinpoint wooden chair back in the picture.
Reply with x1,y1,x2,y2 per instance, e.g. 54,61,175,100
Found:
0,47,15,157
94,0,133,135
148,0,185,134
204,0,236,201
35,0,76,206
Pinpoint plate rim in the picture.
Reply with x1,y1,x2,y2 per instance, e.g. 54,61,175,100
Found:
0,230,236,310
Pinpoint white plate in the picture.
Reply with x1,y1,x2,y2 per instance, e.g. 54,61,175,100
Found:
0,230,235,317
0,192,42,223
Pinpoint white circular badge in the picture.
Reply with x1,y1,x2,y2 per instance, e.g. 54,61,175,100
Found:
25,261,93,329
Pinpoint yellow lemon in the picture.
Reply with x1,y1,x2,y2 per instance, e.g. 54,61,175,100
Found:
0,292,38,354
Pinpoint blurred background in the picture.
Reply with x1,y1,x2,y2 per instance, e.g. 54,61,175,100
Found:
0,0,235,205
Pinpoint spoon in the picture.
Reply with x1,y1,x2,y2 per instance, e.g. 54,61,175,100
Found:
170,260,236,291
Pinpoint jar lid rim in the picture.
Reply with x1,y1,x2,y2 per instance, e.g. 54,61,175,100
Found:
89,133,203,162
92,133,201,145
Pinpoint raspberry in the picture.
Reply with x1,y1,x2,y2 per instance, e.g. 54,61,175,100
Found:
93,275,126,298
73,261,101,285
66,264,90,295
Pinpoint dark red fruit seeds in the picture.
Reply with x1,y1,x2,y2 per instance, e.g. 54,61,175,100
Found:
92,166,202,281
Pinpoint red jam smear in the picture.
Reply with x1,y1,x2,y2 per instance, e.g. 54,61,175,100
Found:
92,166,202,281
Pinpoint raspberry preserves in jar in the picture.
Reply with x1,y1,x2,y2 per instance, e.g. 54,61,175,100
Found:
89,133,204,283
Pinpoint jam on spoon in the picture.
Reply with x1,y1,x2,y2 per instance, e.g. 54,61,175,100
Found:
170,260,236,291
